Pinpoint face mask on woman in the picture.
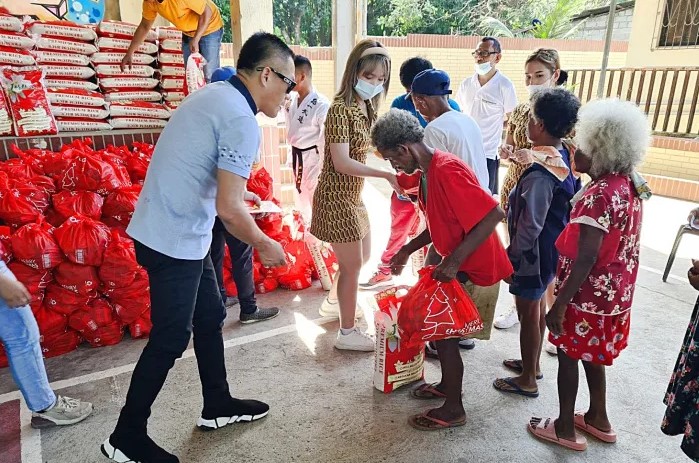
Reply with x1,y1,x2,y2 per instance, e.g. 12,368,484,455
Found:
354,78,384,101
527,76,555,95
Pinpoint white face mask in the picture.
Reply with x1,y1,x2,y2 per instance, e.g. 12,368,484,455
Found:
475,62,492,76
526,77,554,95
354,78,384,100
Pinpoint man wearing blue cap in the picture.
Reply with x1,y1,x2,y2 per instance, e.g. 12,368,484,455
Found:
208,66,281,323
409,68,490,355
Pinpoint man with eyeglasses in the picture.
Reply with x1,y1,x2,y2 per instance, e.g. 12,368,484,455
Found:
101,33,295,463
455,37,518,196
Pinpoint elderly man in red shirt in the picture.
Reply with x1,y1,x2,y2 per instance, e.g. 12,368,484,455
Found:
371,108,513,430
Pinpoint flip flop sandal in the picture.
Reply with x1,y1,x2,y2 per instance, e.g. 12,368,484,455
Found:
574,411,617,443
528,417,588,451
411,382,448,400
425,342,439,359
408,412,467,431
502,359,544,380
493,377,539,398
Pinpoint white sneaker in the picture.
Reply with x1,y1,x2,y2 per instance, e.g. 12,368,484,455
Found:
545,339,558,355
494,305,519,330
334,327,375,351
318,298,363,319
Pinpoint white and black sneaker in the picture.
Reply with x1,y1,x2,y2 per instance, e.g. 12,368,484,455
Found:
240,307,280,324
197,398,270,430
101,434,179,462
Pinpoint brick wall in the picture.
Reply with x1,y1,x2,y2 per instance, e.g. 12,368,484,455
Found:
570,8,635,42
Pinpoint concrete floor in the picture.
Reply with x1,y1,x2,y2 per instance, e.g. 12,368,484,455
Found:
1,167,697,463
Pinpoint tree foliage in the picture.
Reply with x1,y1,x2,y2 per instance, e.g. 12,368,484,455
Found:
206,0,611,46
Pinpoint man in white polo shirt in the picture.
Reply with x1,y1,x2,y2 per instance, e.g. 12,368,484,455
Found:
101,33,294,463
455,37,517,195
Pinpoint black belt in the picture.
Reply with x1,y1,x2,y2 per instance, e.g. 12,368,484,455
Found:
291,145,318,193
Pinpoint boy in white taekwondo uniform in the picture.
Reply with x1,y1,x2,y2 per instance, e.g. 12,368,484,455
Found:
285,55,330,224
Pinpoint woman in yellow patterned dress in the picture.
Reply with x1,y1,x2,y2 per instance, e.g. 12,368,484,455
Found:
310,39,400,351
494,48,565,333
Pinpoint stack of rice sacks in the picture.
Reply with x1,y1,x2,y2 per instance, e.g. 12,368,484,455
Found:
95,21,168,130
0,13,32,136
157,27,185,112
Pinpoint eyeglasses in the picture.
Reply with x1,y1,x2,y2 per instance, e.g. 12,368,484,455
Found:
472,50,499,58
256,66,297,94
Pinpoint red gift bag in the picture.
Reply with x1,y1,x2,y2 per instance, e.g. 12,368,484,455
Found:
397,266,484,348
373,286,424,393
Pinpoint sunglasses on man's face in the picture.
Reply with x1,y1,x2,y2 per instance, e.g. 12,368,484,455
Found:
472,50,498,58
256,66,297,94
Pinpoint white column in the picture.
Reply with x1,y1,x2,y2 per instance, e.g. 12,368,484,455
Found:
332,0,360,91
230,0,274,63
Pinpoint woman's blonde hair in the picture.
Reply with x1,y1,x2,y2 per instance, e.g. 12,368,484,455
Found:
526,48,561,75
337,39,391,109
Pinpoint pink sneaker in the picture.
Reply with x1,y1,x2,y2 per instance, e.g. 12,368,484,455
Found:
359,269,394,290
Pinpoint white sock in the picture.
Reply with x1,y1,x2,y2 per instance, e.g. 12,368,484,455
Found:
326,298,338,304
340,327,355,335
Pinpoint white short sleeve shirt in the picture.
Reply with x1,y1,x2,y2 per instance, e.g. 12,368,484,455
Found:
455,71,518,160
423,111,490,190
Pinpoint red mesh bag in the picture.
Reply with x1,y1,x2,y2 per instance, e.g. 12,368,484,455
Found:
0,187,50,226
0,158,34,179
68,298,115,334
33,304,68,335
277,241,314,290
54,215,110,266
24,176,56,195
256,214,288,244
252,260,264,285
255,277,278,294
8,261,52,295
101,154,132,187
108,271,150,324
129,313,152,339
102,185,141,225
54,261,99,296
83,321,123,347
59,154,124,194
0,343,7,368
397,266,484,348
41,151,73,180
223,267,238,297
52,190,104,221
44,282,92,316
246,167,273,200
43,208,65,228
125,152,151,185
40,329,80,358
98,230,138,289
10,218,62,270
0,239,10,264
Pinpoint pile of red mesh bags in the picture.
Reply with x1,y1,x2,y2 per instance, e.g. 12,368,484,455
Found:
0,138,156,364
157,27,185,111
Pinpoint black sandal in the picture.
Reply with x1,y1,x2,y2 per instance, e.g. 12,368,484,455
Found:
502,359,543,380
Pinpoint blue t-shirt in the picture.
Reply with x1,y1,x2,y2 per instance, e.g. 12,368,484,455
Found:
390,94,460,127
127,79,260,260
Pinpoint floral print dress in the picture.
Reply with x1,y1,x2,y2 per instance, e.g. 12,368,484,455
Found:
549,173,642,366
662,296,699,462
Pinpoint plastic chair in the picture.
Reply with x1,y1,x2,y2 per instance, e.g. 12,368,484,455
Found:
663,224,699,282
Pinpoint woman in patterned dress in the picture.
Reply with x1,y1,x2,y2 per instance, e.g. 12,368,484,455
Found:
662,247,699,462
494,48,566,332
309,40,400,351
528,99,650,451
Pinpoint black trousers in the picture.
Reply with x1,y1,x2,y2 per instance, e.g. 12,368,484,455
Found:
114,241,229,437
487,158,500,195
210,217,257,315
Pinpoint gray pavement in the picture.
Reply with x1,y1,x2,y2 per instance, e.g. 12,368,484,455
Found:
0,167,697,462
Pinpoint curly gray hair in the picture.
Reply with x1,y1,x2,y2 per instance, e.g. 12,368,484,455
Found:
371,108,424,152
574,99,650,177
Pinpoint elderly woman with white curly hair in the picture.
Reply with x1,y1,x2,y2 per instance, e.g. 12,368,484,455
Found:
528,99,651,451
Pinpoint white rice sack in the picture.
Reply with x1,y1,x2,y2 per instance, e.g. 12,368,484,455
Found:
109,117,167,130
41,65,95,80
0,47,36,66
97,37,157,55
35,37,98,55
31,50,91,67
27,21,98,42
0,31,35,50
100,77,159,90
45,79,99,91
51,105,110,120
47,88,106,107
56,117,112,132
91,52,155,65
104,90,162,102
109,101,170,119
